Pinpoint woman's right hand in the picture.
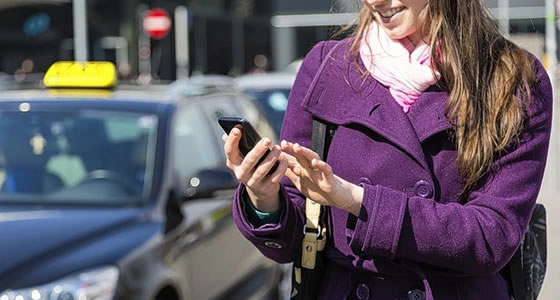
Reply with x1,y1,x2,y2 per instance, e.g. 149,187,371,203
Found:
223,127,289,212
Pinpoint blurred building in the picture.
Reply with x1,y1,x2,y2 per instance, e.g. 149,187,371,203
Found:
0,0,274,80
0,1,72,78
270,0,550,69
0,0,553,80
485,0,547,58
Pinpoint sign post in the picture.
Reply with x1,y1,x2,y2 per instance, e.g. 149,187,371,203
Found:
175,6,189,79
498,0,509,38
137,4,151,83
73,0,88,61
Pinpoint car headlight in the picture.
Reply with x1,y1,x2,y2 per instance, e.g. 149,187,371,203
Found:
0,266,119,300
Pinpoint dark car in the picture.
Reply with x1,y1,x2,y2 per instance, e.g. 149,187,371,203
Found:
0,64,280,300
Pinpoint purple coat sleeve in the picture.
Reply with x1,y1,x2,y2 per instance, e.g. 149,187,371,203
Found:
232,41,333,263
348,60,553,275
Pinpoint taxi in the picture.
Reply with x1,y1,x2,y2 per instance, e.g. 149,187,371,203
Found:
0,62,281,300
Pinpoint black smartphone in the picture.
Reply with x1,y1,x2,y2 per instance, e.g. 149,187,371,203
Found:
218,116,279,174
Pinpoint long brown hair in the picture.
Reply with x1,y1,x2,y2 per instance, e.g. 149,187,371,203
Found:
345,0,536,194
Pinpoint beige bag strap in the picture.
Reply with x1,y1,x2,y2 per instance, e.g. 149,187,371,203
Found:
301,118,332,270
302,198,327,269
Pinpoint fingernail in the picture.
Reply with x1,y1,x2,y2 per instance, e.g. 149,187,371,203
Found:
263,138,271,146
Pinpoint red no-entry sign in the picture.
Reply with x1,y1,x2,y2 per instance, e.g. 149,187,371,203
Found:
143,8,171,40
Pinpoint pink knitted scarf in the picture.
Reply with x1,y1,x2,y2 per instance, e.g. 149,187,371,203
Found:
360,22,440,113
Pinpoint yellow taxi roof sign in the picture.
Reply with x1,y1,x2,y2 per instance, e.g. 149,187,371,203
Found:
43,61,117,88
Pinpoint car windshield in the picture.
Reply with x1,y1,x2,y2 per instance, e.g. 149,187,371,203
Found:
245,88,290,134
0,108,158,205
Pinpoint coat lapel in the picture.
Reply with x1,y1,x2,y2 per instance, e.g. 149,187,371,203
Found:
302,44,431,171
406,86,454,143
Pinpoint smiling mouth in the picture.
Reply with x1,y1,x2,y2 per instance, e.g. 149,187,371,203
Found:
377,7,405,18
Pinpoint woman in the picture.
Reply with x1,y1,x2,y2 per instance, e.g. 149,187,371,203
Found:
223,0,553,299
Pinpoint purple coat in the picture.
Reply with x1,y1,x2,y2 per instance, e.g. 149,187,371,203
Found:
232,39,553,300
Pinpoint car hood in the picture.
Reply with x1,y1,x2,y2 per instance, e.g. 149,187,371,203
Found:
0,206,160,289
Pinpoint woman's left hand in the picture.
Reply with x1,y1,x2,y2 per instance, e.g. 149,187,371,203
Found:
281,140,364,217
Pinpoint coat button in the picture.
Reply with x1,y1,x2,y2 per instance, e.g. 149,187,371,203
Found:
355,283,370,300
358,177,372,185
408,289,425,300
414,180,433,198
264,241,282,249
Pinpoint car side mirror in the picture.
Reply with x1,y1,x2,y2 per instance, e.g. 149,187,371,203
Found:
182,167,238,200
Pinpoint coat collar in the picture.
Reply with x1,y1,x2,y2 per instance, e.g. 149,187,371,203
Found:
407,85,454,143
301,41,453,170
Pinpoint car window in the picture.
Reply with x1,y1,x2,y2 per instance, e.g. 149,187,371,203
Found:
173,105,221,181
244,88,290,135
105,116,154,141
0,109,158,204
199,95,243,146
233,96,277,143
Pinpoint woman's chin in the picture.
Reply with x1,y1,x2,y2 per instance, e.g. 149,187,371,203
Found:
381,29,409,41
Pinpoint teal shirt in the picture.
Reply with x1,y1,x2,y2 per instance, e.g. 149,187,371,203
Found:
244,196,282,226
